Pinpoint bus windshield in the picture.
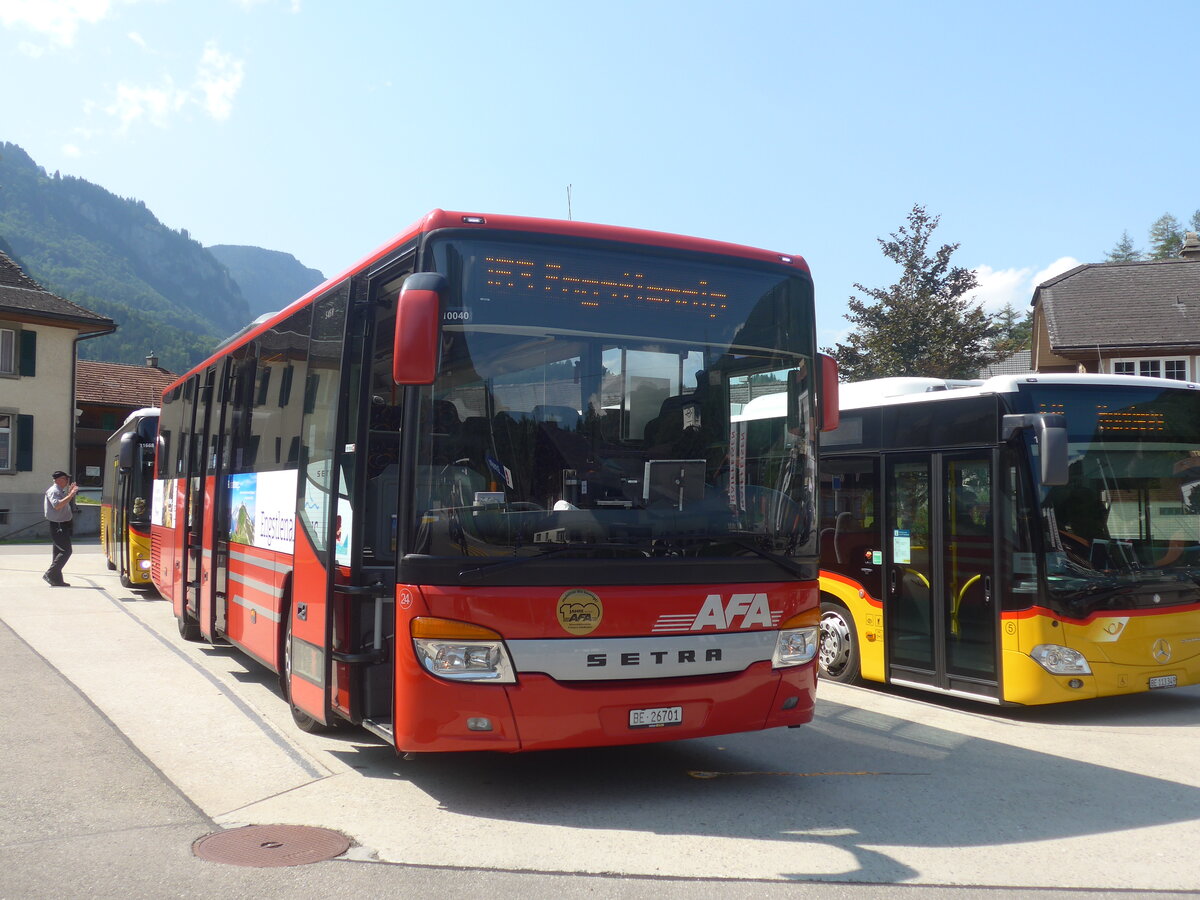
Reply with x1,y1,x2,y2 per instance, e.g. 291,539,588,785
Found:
1018,383,1200,611
410,236,816,566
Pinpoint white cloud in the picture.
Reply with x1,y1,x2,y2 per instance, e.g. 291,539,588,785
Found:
233,0,301,10
62,143,83,157
96,41,245,132
971,257,1081,314
17,39,44,56
195,41,244,121
0,0,112,47
1032,256,1080,286
127,29,145,48
105,76,187,131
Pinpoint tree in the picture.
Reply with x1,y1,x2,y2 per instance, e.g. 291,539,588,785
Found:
825,205,992,380
1105,230,1142,263
1190,209,1200,233
992,302,1033,356
1148,213,1185,260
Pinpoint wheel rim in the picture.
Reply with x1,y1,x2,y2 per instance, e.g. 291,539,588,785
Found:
819,609,853,676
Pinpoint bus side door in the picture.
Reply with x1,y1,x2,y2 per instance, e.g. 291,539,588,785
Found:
287,284,352,726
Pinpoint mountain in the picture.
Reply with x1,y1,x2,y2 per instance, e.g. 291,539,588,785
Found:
0,142,322,373
207,245,324,320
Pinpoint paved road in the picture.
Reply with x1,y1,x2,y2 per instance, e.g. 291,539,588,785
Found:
1,542,1198,898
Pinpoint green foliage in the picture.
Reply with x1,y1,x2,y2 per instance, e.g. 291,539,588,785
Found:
1105,230,1143,263
1148,213,1184,260
0,141,249,369
825,204,992,381
991,302,1033,356
208,244,324,319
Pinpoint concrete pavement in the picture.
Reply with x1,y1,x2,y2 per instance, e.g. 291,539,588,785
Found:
1,541,1199,897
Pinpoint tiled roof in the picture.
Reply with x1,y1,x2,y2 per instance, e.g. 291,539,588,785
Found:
0,250,116,333
1034,259,1200,351
979,349,1032,377
76,359,176,408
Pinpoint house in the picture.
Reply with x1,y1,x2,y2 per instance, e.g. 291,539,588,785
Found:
979,349,1032,378
0,250,115,538
1031,232,1200,379
75,357,176,491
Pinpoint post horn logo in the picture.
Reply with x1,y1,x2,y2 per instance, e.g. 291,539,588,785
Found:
557,589,602,636
1152,639,1172,664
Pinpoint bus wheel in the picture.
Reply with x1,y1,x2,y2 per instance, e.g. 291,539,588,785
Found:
177,610,202,642
819,601,862,684
283,612,332,734
106,558,117,571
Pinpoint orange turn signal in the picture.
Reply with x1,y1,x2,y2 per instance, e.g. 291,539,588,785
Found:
410,617,504,641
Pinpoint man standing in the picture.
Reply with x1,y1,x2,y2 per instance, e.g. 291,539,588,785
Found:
44,470,78,587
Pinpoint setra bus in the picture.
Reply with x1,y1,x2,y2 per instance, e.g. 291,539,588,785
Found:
101,407,159,588
808,373,1200,704
150,210,839,753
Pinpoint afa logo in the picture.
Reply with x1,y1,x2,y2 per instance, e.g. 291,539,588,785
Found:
557,588,603,635
652,593,780,632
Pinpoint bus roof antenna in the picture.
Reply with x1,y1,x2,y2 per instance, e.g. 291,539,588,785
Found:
567,184,573,220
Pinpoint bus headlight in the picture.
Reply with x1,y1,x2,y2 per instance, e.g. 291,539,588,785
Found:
773,626,820,668
411,617,516,683
1031,644,1092,676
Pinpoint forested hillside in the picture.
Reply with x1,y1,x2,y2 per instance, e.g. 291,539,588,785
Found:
0,142,319,372
208,244,324,319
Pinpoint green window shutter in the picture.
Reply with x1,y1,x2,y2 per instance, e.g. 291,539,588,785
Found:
19,330,36,377
16,414,34,471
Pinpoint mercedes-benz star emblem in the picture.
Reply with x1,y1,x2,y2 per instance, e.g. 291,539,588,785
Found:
1152,639,1172,664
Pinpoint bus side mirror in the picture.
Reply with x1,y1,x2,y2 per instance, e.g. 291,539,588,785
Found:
1037,415,1069,486
1003,413,1068,486
118,432,138,471
819,353,840,433
393,273,447,386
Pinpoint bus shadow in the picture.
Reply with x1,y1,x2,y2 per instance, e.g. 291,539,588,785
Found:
325,695,1200,883
859,679,1200,728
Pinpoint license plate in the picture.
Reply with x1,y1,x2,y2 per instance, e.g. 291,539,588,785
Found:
1149,675,1178,689
629,706,683,728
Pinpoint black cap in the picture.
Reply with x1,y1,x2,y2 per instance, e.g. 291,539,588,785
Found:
52,470,69,479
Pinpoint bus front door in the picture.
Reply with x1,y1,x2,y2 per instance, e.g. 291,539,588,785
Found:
884,451,999,699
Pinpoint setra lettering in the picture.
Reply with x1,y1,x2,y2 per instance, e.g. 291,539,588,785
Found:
585,648,723,667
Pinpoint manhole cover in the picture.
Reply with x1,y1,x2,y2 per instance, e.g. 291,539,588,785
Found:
193,824,351,868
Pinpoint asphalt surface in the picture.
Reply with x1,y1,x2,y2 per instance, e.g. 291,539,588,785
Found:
1,541,1197,899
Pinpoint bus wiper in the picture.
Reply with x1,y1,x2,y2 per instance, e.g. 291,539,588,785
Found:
721,537,810,580
458,543,648,582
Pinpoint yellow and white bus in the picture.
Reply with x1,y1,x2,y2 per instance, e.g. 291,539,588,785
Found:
791,373,1200,705
101,407,159,588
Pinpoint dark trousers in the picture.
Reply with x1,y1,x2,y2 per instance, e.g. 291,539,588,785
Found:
47,521,73,582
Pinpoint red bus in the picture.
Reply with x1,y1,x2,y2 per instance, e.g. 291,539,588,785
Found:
151,210,837,753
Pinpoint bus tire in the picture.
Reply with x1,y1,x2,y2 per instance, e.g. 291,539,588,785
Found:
819,600,863,685
106,558,117,571
283,610,334,734
177,609,202,642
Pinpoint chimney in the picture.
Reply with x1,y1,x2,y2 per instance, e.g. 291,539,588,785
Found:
1182,232,1200,260
146,353,159,368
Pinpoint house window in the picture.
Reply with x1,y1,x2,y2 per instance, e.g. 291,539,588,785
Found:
0,412,11,471
0,328,14,376
1112,358,1188,381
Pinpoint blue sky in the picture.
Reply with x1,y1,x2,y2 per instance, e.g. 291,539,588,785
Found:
1,0,1195,347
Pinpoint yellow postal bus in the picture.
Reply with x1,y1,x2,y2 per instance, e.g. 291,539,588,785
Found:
799,374,1200,705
